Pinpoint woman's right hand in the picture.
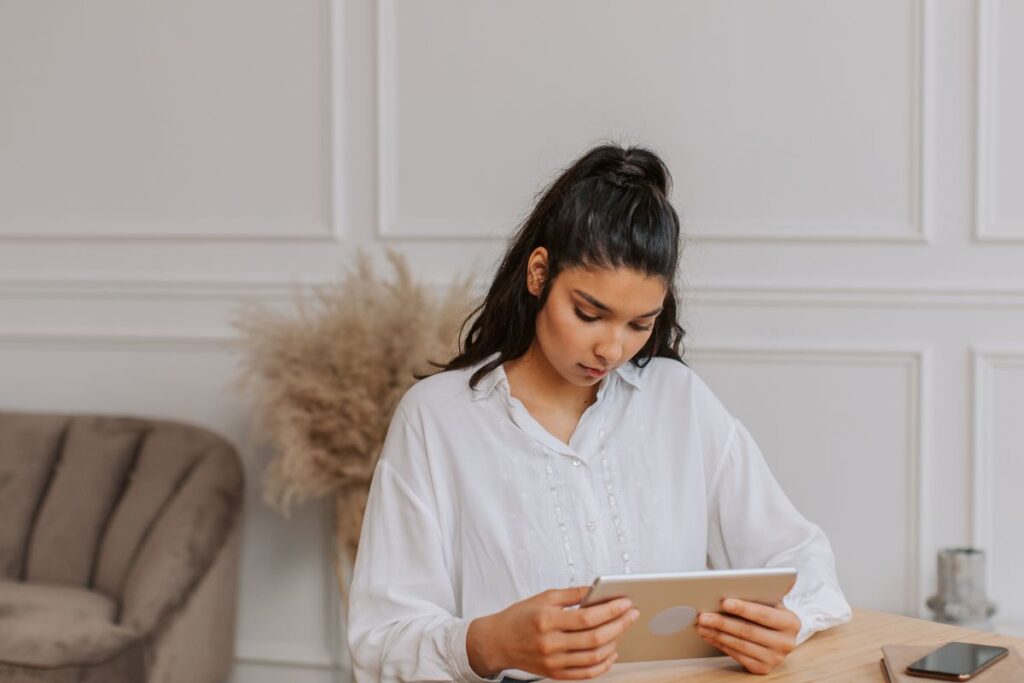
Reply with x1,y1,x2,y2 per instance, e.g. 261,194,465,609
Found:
467,586,640,680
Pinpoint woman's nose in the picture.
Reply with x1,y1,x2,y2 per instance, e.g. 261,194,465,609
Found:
595,332,623,365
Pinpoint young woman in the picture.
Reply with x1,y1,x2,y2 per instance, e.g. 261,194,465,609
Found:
347,144,852,682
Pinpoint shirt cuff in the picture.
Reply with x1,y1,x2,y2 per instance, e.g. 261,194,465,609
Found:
783,588,853,646
446,618,504,682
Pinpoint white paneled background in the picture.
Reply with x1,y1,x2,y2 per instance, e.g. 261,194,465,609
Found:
1,1,1023,681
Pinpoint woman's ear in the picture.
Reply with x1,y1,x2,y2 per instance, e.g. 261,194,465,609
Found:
526,247,549,297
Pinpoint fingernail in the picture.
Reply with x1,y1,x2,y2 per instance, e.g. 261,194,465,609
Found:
627,608,640,622
723,599,737,610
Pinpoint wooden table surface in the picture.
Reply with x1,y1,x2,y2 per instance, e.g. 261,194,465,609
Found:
560,610,1024,682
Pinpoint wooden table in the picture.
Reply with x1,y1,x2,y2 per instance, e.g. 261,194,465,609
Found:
568,610,1024,682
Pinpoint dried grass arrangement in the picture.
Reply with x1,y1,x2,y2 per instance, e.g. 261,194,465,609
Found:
234,249,476,591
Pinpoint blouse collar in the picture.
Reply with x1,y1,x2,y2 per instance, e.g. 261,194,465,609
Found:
470,353,643,403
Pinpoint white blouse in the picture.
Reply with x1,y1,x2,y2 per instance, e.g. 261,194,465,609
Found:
347,354,852,682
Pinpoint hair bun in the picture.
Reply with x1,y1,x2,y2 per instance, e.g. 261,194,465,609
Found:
581,144,671,195
617,148,671,195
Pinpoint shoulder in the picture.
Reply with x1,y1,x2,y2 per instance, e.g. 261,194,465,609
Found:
633,355,738,452
636,357,730,414
378,366,478,477
393,364,479,423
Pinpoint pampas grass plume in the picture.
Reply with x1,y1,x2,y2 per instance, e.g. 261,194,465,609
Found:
234,249,475,563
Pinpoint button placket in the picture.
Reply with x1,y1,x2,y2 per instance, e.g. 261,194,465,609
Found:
573,455,603,581
543,449,576,586
598,414,632,575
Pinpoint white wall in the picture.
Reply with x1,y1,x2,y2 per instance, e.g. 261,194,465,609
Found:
1,1,1023,681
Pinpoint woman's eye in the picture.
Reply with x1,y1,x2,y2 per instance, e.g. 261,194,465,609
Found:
574,307,599,323
575,306,653,331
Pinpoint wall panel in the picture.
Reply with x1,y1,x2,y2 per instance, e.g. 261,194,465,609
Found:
0,0,337,240
380,0,922,242
976,0,1024,240
972,350,1024,635
690,347,922,614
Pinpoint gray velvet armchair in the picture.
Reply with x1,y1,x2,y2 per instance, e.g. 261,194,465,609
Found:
0,411,244,683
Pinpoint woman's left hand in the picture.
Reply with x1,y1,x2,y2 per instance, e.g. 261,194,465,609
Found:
695,599,801,675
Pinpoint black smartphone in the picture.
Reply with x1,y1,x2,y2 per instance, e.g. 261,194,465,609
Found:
906,641,1009,681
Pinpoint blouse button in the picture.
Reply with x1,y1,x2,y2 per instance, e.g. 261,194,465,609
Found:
622,552,630,561
572,458,582,467
586,521,597,532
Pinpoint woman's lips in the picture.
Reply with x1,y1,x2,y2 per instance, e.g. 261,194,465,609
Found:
580,364,608,378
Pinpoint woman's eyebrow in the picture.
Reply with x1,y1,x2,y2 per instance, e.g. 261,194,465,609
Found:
573,289,663,318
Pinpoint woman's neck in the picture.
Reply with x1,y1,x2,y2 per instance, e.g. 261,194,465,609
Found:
503,342,599,414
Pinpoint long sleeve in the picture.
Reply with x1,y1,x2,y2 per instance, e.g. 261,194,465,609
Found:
346,408,499,683
705,418,853,645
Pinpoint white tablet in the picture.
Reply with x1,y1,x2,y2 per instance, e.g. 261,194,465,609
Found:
579,567,797,663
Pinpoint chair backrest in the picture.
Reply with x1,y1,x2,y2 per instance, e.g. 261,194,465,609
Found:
0,411,240,603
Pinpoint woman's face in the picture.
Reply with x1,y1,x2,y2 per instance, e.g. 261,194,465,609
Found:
528,250,668,386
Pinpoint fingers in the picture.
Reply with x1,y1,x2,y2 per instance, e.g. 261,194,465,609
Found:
697,603,795,677
720,599,800,633
555,652,620,680
697,623,777,663
546,636,621,669
524,592,635,679
556,597,633,631
560,607,639,651
697,611,795,654
542,586,593,607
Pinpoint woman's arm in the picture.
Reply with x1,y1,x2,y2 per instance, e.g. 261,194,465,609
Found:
347,410,497,683
703,419,852,670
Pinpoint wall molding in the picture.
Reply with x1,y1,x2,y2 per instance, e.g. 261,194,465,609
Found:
688,343,928,616
0,278,303,302
970,347,1024,604
8,278,1024,309
0,329,235,351
685,285,1024,310
376,0,928,244
0,0,345,244
974,0,1024,241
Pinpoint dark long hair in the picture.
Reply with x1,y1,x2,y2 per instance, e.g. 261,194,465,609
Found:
435,142,687,389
